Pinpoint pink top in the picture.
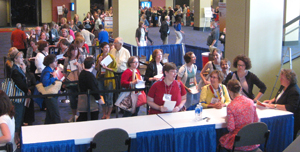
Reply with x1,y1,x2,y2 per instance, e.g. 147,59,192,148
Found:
219,95,259,151
69,29,75,40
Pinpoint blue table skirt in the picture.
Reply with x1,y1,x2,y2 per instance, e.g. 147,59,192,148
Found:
260,114,294,152
174,124,216,152
22,140,75,152
136,128,174,152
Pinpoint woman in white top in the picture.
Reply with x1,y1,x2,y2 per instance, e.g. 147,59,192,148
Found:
0,90,16,151
199,48,222,89
135,21,147,46
178,52,198,108
35,40,49,74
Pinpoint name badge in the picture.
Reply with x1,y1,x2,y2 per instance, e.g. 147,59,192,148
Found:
163,94,172,101
189,78,194,86
211,97,219,104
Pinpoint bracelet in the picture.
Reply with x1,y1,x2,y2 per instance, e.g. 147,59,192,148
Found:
274,104,277,109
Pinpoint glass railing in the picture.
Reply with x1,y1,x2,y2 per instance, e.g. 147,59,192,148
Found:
282,15,300,63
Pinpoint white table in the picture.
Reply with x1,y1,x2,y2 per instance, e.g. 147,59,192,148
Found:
158,106,293,129
22,114,172,146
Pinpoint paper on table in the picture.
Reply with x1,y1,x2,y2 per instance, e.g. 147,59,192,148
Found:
69,59,78,71
135,80,145,89
163,100,176,112
189,86,199,94
154,74,164,79
100,55,113,67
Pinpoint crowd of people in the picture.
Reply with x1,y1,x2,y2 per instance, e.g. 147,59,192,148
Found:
2,4,299,151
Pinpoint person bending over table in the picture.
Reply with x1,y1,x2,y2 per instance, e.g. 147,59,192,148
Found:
224,55,266,102
144,49,164,87
200,70,230,109
219,79,259,151
263,69,300,139
121,56,143,117
0,90,17,151
147,62,187,114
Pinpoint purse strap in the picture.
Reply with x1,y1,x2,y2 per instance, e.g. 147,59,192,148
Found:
234,71,252,98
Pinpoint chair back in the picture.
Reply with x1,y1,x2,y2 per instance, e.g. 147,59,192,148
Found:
0,142,13,152
233,122,270,151
90,128,130,152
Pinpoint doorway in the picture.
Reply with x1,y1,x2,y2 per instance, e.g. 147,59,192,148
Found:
11,0,38,26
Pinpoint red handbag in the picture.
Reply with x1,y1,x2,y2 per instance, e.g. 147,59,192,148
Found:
136,91,147,107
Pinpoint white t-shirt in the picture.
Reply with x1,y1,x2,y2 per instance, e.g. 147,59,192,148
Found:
0,114,16,152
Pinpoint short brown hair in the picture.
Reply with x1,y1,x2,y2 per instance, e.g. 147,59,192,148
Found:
163,62,177,74
184,51,194,63
43,54,56,66
0,90,15,118
37,40,48,52
127,56,138,67
227,79,241,93
74,37,85,45
221,58,231,67
233,54,252,70
281,69,297,84
210,70,223,83
151,49,163,62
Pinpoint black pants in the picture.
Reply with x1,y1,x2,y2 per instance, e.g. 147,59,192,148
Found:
44,97,61,124
146,32,152,43
123,107,140,117
77,111,99,121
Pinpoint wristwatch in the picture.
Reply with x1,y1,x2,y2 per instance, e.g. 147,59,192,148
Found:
274,104,277,109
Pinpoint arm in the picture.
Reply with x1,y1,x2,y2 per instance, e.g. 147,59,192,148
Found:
121,70,132,88
90,32,95,42
90,76,101,100
41,71,57,87
223,85,231,106
174,94,186,112
0,123,11,143
200,62,211,85
251,72,267,102
200,86,209,108
95,54,102,72
147,96,168,112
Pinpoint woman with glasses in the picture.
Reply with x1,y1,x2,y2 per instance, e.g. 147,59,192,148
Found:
224,55,266,102
144,49,164,86
121,56,143,117
200,70,230,109
147,62,187,114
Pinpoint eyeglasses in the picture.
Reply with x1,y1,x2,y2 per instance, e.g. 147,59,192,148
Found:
131,61,139,64
237,64,245,67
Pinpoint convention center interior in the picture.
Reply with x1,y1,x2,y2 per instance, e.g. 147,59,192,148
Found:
0,0,300,151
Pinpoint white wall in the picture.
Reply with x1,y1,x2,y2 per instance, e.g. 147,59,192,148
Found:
41,0,52,23
76,0,90,23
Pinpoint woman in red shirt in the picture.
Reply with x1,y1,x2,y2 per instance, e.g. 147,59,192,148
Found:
147,62,187,114
121,56,143,117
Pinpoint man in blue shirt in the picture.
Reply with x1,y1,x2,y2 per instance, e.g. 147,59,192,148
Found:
98,24,109,44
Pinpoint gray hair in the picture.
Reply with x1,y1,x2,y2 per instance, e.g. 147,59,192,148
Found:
16,23,21,28
281,69,298,84
165,16,170,21
115,37,123,45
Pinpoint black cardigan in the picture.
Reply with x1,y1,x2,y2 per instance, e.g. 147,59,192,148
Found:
224,71,267,99
144,61,163,85
135,28,146,43
11,64,28,94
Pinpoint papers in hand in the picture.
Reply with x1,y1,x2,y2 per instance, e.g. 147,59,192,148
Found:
163,100,176,112
100,55,113,67
69,59,78,71
56,54,64,60
189,86,199,94
154,74,163,79
135,80,145,89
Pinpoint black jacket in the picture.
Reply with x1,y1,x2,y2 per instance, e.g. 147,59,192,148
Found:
144,61,163,85
224,71,266,99
159,21,169,40
11,64,28,94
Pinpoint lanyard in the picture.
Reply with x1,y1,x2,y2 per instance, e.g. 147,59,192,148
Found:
164,81,173,94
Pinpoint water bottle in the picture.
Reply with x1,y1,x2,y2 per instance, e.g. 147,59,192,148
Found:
195,104,203,121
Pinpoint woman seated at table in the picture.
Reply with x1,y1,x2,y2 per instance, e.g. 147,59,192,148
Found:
263,69,300,139
147,62,187,114
121,56,143,117
219,79,259,151
0,90,16,151
40,54,61,124
177,52,198,109
144,49,164,86
200,70,230,109
224,55,266,102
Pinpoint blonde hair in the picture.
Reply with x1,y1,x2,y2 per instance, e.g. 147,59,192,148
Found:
6,47,19,68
